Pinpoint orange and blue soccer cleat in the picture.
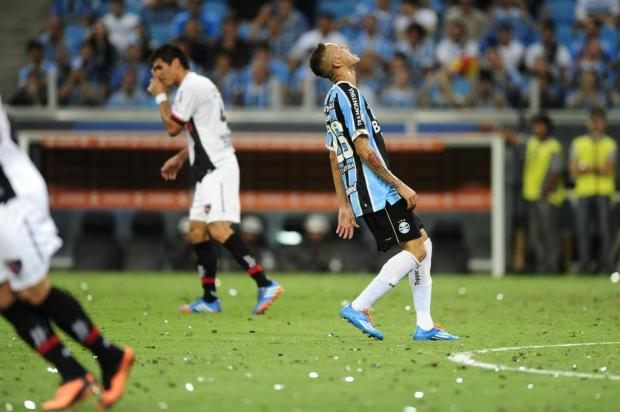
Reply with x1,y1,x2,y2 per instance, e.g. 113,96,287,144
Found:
97,346,135,409
340,303,384,340
253,280,284,315
42,372,95,411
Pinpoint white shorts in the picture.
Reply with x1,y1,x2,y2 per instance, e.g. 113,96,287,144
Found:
189,156,241,224
0,198,62,291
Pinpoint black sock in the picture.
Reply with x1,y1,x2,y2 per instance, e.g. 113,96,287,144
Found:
1,301,86,382
38,287,124,384
222,232,272,287
194,241,218,302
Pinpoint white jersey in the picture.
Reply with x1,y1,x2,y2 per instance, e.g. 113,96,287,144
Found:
0,96,62,291
0,96,48,206
171,71,235,182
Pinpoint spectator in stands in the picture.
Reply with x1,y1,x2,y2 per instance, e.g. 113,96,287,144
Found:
356,51,385,105
141,0,180,47
106,70,152,108
87,20,118,84
473,70,508,108
444,0,487,41
288,13,346,65
210,52,240,106
351,15,394,63
353,0,396,40
394,0,438,40
18,40,56,88
243,61,272,108
528,56,565,108
488,0,536,45
212,17,252,70
435,19,479,70
102,0,140,55
525,21,571,80
574,38,610,78
575,0,619,27
566,70,608,109
483,47,526,107
252,0,308,55
396,23,435,83
571,16,617,62
496,23,525,71
109,44,150,92
380,66,418,107
569,107,617,272
58,42,104,106
9,72,47,106
38,17,67,63
176,17,211,69
170,0,220,41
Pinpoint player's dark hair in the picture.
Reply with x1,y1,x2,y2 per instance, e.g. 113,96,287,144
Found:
309,43,329,79
589,106,606,121
406,22,426,38
149,44,190,69
531,113,554,134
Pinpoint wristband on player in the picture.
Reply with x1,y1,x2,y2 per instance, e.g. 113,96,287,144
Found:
155,93,167,104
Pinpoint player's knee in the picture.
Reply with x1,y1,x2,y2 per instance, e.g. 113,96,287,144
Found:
207,222,233,243
0,282,15,310
189,223,209,244
16,278,51,306
404,239,427,263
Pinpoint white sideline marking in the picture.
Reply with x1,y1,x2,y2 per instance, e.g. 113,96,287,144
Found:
448,342,620,381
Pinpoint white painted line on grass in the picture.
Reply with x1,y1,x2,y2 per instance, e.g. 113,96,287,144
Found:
448,342,620,381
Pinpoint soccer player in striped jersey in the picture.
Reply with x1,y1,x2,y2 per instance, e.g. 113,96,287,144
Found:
0,95,134,410
309,43,459,341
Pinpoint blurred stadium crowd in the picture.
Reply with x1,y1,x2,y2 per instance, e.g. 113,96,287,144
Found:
8,0,620,109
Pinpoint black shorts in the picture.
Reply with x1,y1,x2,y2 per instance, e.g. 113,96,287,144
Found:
363,198,425,252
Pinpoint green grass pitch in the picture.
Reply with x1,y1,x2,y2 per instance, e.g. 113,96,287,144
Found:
1,273,619,411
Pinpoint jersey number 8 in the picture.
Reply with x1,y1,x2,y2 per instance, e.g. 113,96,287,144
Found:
327,120,354,163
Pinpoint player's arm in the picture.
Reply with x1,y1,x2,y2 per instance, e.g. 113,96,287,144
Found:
329,151,359,239
147,78,183,137
161,147,188,181
353,136,419,210
568,143,593,177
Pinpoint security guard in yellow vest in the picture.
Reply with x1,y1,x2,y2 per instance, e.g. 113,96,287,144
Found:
569,107,617,272
522,114,565,273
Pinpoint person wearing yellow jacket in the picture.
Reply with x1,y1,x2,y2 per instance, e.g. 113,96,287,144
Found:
521,114,565,273
569,107,617,273
492,114,565,273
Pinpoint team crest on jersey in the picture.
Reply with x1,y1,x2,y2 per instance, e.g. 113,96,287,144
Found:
5,259,22,276
204,204,211,214
398,220,411,234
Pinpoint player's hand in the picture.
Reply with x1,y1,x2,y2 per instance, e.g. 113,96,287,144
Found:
336,206,359,240
147,77,167,96
160,155,184,181
397,184,419,210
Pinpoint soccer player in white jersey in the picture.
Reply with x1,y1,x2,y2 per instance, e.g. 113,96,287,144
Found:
147,44,283,314
0,96,134,410
309,43,459,341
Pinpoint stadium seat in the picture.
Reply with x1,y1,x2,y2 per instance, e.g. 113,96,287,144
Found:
546,0,577,25
124,211,169,271
555,24,574,48
73,212,123,271
429,219,470,273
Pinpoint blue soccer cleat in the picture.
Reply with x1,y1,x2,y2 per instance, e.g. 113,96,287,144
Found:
340,304,384,340
180,298,221,314
253,280,284,315
413,325,460,341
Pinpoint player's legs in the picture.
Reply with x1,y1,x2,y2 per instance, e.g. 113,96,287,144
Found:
17,278,129,389
207,220,283,315
185,219,220,307
0,280,95,410
404,231,459,341
208,220,272,287
403,231,434,330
